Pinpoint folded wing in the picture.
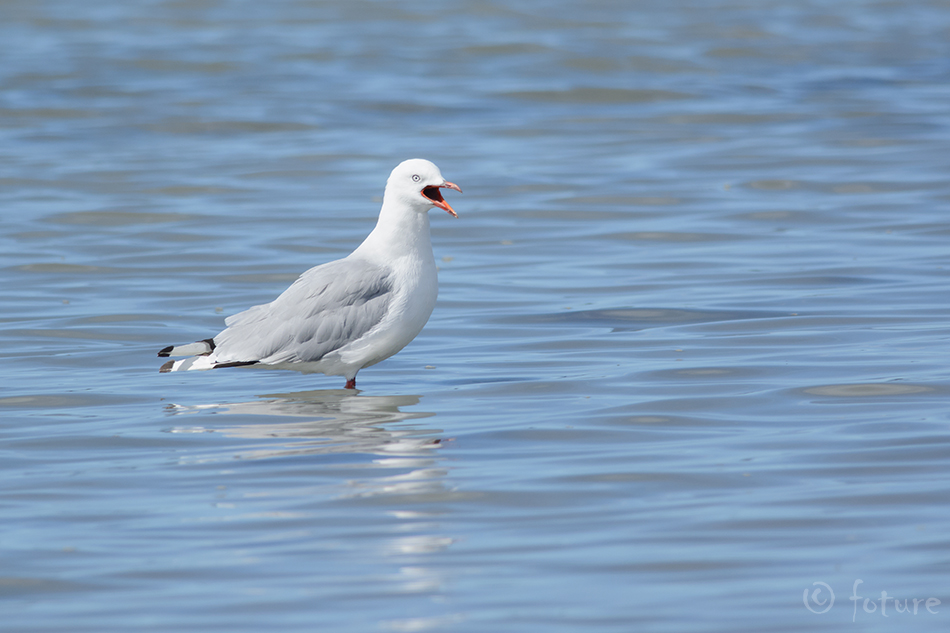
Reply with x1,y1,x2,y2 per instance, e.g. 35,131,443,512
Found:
212,258,394,366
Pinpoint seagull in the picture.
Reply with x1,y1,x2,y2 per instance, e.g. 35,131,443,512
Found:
158,158,461,389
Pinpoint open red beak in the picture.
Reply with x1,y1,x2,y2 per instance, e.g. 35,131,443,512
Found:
421,181,462,218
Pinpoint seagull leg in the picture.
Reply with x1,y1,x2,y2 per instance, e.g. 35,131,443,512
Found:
344,377,356,390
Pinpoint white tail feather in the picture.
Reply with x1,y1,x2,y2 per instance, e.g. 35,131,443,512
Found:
160,356,216,373
164,341,213,357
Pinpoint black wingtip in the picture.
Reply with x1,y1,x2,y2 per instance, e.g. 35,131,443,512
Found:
158,345,174,358
159,360,175,373
212,360,259,369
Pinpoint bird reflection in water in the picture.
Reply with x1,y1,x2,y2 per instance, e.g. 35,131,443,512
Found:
165,390,445,484
166,389,452,532
165,390,458,621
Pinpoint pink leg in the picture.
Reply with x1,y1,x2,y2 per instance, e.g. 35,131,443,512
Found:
344,377,356,390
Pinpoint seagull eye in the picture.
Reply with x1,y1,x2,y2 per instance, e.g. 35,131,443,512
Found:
411,174,421,183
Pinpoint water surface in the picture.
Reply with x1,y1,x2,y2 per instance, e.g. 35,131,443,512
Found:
2,1,950,632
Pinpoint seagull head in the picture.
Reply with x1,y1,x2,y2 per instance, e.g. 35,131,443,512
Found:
386,159,462,218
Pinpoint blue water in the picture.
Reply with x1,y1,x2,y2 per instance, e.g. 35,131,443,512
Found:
3,1,950,631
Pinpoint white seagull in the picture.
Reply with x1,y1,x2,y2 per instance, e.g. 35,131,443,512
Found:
158,158,461,389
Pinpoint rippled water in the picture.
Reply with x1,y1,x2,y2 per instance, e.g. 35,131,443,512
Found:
3,1,950,631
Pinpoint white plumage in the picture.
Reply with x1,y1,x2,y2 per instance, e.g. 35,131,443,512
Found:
158,159,461,389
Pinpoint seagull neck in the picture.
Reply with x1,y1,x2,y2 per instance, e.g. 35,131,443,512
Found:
359,202,432,259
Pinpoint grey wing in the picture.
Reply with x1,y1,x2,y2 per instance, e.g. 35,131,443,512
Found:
212,258,394,364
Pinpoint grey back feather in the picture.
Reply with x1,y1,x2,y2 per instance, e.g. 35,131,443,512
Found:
213,258,393,364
